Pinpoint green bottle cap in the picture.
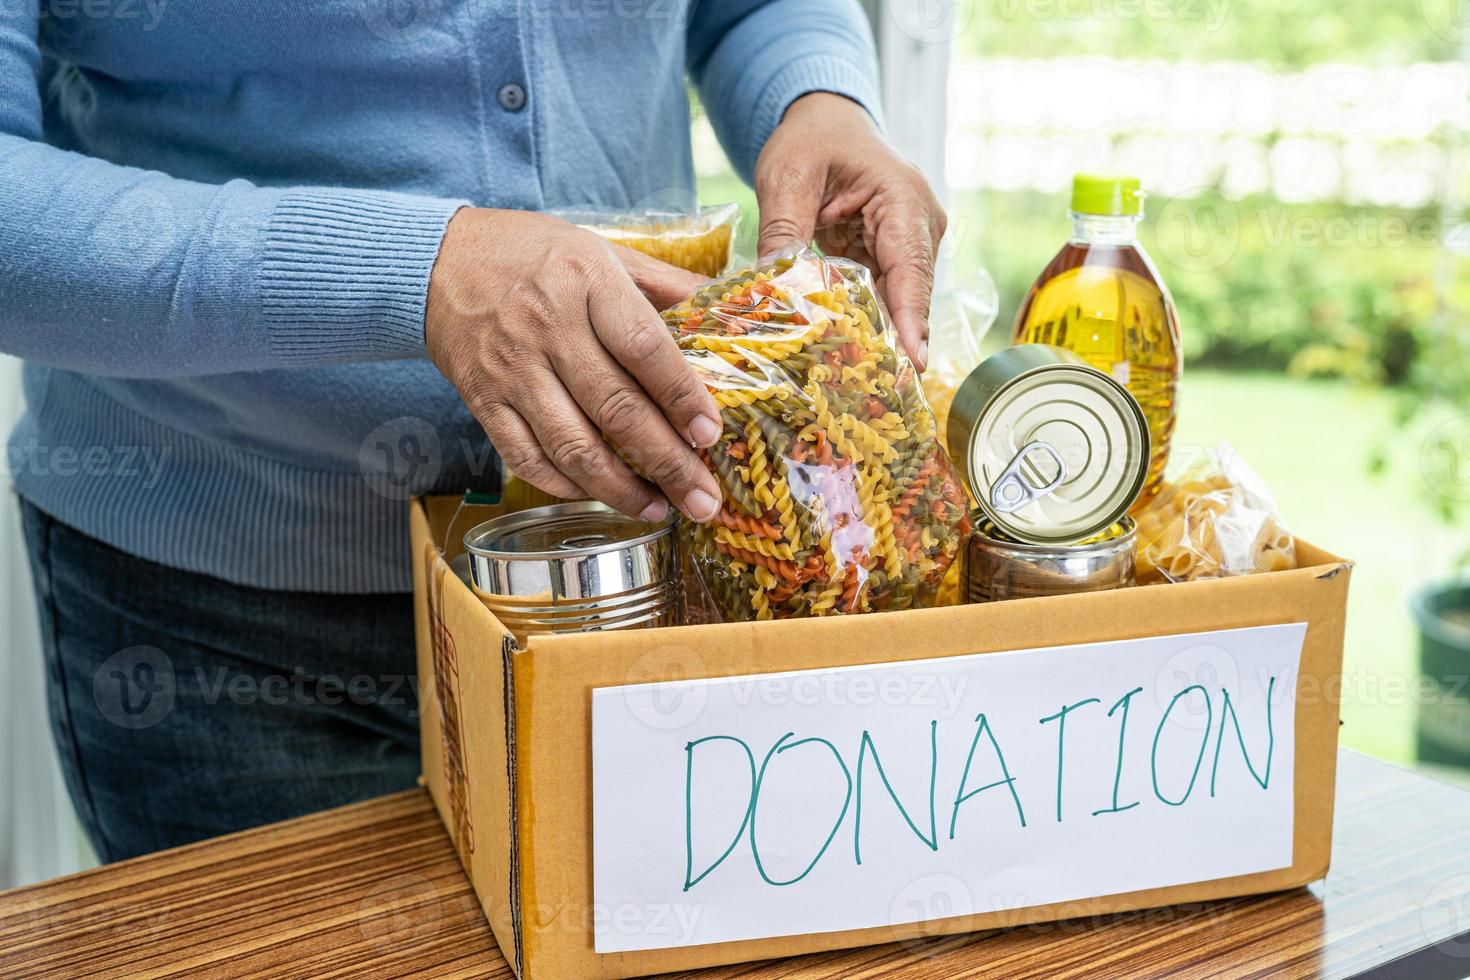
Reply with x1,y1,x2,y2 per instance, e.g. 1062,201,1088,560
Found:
1070,174,1144,216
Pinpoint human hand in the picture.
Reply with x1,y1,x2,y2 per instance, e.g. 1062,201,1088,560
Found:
611,240,710,310
754,92,947,371
425,208,723,523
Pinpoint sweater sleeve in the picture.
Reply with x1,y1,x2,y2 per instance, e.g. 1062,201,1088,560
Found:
686,0,883,185
0,7,465,379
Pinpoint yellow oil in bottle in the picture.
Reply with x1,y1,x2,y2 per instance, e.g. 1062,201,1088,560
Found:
1011,175,1181,505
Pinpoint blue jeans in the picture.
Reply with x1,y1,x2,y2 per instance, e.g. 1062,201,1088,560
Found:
20,499,421,862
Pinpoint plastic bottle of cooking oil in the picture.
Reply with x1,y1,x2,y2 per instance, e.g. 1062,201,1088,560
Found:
1011,174,1181,506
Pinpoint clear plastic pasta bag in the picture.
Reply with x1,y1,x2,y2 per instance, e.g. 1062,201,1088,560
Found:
922,268,1000,458
1134,445,1295,585
662,248,971,621
923,270,1000,607
551,203,739,278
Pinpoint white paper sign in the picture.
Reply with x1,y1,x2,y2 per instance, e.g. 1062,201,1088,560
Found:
591,623,1305,953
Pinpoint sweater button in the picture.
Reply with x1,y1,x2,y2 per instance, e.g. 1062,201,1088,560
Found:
497,83,526,112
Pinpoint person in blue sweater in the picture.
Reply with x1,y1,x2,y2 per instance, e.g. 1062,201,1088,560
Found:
1,1,946,860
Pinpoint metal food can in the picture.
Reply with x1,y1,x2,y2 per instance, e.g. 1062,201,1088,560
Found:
947,344,1150,545
966,516,1136,603
463,502,682,642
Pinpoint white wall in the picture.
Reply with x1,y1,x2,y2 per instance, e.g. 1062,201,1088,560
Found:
865,0,953,205
0,355,91,887
863,0,955,287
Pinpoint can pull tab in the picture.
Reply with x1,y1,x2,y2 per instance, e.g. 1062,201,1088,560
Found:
990,441,1068,514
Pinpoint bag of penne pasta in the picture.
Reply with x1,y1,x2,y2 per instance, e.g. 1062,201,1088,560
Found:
662,248,971,621
1134,446,1295,585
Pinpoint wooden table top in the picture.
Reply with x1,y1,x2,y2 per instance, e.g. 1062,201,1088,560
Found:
4,750,1470,979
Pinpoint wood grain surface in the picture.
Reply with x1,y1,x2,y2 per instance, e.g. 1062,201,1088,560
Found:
3,750,1468,979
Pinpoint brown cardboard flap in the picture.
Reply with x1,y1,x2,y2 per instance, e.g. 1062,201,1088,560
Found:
410,500,439,799
412,498,523,970
432,547,475,866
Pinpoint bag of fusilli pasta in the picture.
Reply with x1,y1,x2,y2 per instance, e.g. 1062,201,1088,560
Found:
662,248,971,621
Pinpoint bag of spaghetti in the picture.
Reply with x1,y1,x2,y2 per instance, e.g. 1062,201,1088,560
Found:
661,248,971,621
1134,445,1295,585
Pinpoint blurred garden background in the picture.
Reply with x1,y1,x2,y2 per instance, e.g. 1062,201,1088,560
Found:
698,0,1470,766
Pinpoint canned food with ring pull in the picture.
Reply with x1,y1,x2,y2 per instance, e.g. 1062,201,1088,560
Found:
966,515,1136,603
463,501,682,643
947,344,1150,545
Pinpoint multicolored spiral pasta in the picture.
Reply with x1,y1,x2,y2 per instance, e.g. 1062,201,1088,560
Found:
664,249,971,621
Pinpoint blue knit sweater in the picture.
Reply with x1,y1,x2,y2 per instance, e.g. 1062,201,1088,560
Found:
0,0,879,592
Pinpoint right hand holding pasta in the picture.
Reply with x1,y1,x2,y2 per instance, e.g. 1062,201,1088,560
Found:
426,207,725,523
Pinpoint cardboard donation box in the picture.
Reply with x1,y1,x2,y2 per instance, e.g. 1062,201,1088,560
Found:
411,496,1353,979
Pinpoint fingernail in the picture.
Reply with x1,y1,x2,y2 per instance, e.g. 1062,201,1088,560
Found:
689,415,722,448
639,500,669,523
683,487,720,522
916,339,929,371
